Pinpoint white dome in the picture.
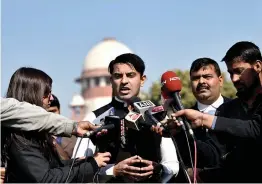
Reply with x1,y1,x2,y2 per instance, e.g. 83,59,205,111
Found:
84,38,133,70
70,94,85,107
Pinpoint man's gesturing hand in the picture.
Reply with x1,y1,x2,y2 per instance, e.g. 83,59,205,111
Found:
113,155,142,177
94,152,111,167
139,159,162,181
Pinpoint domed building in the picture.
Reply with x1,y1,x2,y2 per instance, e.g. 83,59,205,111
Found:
72,38,133,117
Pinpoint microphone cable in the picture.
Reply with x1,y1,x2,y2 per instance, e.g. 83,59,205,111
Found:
170,104,197,184
179,116,198,184
179,130,198,184
93,142,103,184
65,136,92,183
65,136,84,183
93,168,101,183
178,117,198,184
80,139,91,183
170,104,195,169
182,122,195,170
169,132,192,184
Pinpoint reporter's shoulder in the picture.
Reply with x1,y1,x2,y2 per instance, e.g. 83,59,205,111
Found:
1,97,17,106
218,97,239,110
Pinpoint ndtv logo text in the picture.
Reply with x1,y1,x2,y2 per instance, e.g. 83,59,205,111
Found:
161,77,180,87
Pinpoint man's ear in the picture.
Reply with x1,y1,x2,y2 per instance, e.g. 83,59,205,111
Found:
254,60,262,73
219,75,224,87
140,75,147,87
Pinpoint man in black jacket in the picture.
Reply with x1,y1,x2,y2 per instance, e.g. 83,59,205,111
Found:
73,53,179,183
174,58,231,182
189,58,231,168
172,41,262,182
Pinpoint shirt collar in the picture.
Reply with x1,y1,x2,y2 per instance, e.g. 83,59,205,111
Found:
197,94,224,112
113,96,128,108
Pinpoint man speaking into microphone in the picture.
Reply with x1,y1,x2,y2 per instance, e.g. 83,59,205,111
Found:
73,53,179,183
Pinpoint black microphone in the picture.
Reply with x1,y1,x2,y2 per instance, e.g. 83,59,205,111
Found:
85,124,115,138
144,110,161,126
161,71,195,139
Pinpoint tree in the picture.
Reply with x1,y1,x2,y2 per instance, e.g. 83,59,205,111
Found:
221,73,237,99
142,69,236,107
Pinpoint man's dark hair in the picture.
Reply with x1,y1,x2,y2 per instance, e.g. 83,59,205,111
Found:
50,94,60,110
190,57,221,77
108,53,145,76
222,41,262,64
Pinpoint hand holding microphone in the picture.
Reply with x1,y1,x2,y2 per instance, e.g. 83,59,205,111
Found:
151,118,181,137
161,71,196,139
72,121,103,137
72,120,115,138
85,124,114,138
171,109,215,129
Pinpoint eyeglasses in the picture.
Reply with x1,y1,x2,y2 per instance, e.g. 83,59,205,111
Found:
43,91,53,100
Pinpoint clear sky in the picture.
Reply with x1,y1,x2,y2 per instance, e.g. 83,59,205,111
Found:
2,0,262,117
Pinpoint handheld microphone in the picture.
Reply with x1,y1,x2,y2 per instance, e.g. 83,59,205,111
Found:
89,115,121,144
129,96,167,120
161,71,195,139
162,97,186,130
127,97,168,130
85,124,115,138
131,98,157,122
150,105,168,124
150,105,165,114
133,99,156,116
125,97,156,130
125,111,154,131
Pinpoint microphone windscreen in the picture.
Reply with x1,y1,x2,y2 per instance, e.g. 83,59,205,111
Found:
161,71,182,93
128,96,142,104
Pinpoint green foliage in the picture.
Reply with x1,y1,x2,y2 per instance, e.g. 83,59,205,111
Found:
221,73,237,99
142,69,236,107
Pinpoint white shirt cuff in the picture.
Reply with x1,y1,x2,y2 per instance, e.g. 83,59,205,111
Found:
99,164,115,175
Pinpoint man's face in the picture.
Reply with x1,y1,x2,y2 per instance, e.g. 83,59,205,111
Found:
190,65,223,104
48,106,60,114
226,60,261,99
110,63,146,101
